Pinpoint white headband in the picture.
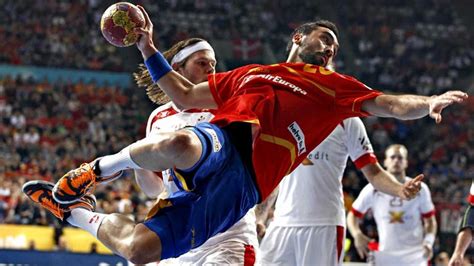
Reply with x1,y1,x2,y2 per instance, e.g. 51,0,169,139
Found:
170,41,215,65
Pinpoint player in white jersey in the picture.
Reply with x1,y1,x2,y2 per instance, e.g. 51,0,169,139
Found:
257,117,423,265
133,38,258,265
347,144,437,266
449,180,474,266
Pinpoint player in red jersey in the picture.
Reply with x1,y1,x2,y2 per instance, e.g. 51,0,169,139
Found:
23,5,467,264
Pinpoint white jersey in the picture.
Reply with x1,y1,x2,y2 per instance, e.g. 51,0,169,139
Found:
145,102,259,260
272,117,377,227
351,178,435,251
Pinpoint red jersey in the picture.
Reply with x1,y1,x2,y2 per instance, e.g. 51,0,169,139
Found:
208,63,382,200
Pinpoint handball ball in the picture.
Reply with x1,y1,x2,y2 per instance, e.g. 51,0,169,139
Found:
100,2,145,47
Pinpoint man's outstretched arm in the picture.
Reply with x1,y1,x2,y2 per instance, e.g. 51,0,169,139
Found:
362,91,468,123
134,5,217,110
361,163,422,200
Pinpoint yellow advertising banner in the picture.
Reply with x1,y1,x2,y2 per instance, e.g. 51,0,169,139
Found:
0,225,112,254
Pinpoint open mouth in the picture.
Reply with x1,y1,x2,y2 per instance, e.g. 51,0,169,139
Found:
319,55,328,66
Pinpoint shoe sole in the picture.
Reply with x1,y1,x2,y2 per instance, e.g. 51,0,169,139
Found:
22,180,55,195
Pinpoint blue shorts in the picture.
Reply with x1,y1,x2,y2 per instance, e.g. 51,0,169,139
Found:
143,122,260,259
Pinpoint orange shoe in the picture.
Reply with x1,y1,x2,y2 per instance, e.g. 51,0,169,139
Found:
22,180,96,221
52,160,123,204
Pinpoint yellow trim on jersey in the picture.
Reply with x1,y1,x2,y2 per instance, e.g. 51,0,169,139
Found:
259,133,296,175
243,119,260,125
145,198,173,221
246,66,263,75
281,66,336,97
173,169,192,192
318,66,335,75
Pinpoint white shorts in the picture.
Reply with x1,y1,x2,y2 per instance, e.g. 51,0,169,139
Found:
370,247,427,266
158,241,256,266
258,225,345,266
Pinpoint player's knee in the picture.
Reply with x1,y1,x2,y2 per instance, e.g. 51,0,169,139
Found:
161,131,196,158
128,241,149,264
127,224,162,264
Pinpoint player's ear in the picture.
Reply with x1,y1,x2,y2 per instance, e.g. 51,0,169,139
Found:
171,62,180,71
292,33,303,46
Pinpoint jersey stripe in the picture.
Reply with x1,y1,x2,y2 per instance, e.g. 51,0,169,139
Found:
243,245,256,266
353,153,378,169
351,207,365,218
421,209,436,218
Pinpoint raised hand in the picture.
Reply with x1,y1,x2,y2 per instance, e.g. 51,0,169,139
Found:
134,5,158,59
429,91,468,123
399,174,423,200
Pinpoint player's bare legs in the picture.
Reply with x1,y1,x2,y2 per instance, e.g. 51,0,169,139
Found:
129,130,203,173
24,180,164,263
53,129,202,203
96,214,162,264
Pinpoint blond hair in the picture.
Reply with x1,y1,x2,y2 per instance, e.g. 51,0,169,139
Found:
385,144,408,158
133,38,207,105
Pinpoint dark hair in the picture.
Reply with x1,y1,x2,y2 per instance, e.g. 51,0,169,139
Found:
134,38,207,104
285,20,339,54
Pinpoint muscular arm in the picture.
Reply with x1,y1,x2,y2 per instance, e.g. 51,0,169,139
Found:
155,72,217,110
134,169,165,198
361,163,403,197
135,7,217,110
362,92,467,123
422,215,437,259
347,211,371,259
255,187,278,224
361,163,421,200
423,216,437,237
255,187,279,238
450,229,473,266
450,205,474,266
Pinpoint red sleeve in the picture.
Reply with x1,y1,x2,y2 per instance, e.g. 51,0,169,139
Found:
351,207,365,218
353,153,378,169
330,73,383,117
469,194,474,205
421,209,436,218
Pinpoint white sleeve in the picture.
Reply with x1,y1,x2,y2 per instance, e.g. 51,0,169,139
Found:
146,104,169,137
418,182,435,216
351,184,375,217
343,118,378,169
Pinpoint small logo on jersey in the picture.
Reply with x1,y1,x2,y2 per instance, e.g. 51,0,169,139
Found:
191,227,196,248
302,158,313,165
389,197,403,207
358,136,372,151
241,74,307,95
89,214,100,224
204,128,222,152
157,111,169,118
288,122,306,155
389,211,405,223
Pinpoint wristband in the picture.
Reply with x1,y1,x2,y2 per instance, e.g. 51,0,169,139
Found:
144,52,172,82
423,233,435,247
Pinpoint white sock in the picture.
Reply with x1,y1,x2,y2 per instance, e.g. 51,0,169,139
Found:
66,208,108,238
98,146,142,176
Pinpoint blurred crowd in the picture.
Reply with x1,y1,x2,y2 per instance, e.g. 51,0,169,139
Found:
0,0,472,262
0,76,156,250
